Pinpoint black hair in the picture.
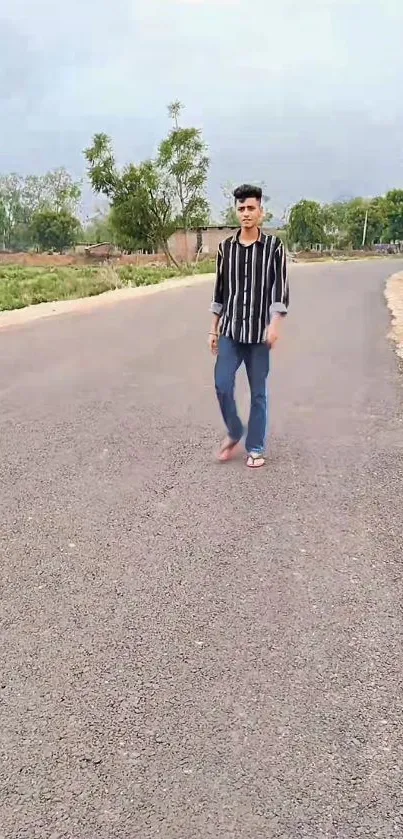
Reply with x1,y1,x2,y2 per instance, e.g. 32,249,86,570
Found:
233,184,262,204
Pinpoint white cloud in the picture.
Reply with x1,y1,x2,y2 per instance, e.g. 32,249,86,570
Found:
1,0,403,208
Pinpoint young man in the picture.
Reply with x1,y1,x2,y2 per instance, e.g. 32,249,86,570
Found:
209,184,289,468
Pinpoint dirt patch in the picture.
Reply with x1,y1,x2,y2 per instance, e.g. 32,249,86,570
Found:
0,273,215,331
385,271,403,360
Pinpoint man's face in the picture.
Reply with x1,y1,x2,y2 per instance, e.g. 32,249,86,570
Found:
236,196,262,229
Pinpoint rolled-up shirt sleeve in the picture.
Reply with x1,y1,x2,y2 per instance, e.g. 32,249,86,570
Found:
210,242,224,315
270,239,289,317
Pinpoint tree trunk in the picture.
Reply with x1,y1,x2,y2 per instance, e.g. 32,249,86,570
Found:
162,240,180,269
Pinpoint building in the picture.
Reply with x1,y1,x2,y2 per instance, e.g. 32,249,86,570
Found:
83,242,119,260
76,226,285,266
168,226,238,262
167,225,285,262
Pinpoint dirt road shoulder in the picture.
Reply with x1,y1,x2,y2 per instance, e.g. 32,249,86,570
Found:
385,271,403,360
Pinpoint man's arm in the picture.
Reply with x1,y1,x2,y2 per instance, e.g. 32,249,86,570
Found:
209,242,224,354
266,239,289,347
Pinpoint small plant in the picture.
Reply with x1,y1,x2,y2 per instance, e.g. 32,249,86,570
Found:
97,262,122,290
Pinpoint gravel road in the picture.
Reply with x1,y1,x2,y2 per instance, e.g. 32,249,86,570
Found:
1,260,403,839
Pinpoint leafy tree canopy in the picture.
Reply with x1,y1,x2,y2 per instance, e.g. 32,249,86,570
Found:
30,208,81,252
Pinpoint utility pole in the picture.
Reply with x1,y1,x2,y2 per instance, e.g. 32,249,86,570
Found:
362,209,369,248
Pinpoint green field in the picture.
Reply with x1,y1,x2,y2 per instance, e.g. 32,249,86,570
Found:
0,260,216,312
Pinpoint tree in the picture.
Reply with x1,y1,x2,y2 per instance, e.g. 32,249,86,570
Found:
222,203,239,227
0,169,81,251
0,199,6,248
287,200,325,249
83,209,114,244
157,101,210,230
383,189,403,241
344,197,386,249
0,175,31,250
221,183,239,225
21,170,81,216
42,168,81,214
85,106,211,265
84,133,178,263
30,208,81,252
112,160,176,256
322,201,349,247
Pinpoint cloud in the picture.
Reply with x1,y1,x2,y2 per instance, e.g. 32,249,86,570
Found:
1,0,403,211
174,0,238,4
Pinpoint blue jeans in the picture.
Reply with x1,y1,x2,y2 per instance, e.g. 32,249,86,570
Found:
214,336,270,455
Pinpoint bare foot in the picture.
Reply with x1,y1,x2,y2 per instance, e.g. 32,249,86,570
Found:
217,437,242,463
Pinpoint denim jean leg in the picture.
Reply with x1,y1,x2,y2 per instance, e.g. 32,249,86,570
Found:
214,337,244,443
244,343,270,454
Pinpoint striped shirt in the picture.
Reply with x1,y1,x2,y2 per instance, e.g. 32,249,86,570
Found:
211,230,289,344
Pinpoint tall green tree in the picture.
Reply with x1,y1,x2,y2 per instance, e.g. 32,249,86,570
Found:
322,201,350,247
0,169,81,251
344,197,386,249
384,189,403,241
287,200,326,249
0,199,6,248
84,133,178,263
85,106,210,264
157,101,210,230
0,175,31,250
22,170,81,216
30,208,81,252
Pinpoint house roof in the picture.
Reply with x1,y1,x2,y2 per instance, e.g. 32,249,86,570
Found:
84,242,113,251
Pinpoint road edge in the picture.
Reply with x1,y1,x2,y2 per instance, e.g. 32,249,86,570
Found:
385,271,403,361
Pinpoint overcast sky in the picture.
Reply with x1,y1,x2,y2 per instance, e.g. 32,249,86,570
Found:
1,0,403,217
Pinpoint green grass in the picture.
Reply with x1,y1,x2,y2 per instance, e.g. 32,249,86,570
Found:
0,260,216,312
192,258,216,274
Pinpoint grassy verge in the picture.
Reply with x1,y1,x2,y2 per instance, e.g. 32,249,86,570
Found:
0,260,216,312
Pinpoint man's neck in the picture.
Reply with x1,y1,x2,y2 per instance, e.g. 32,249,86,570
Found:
239,226,260,245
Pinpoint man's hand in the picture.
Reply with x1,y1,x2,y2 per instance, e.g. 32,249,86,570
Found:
209,332,219,355
209,314,220,355
265,316,283,348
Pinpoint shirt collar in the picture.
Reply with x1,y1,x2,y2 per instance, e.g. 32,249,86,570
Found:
231,228,266,245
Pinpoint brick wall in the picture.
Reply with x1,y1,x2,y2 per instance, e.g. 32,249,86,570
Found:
167,231,198,262
168,227,237,261
0,229,238,268
201,228,237,255
0,252,168,268
115,253,167,266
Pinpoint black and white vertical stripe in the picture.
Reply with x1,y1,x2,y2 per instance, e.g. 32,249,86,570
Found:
211,231,289,344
